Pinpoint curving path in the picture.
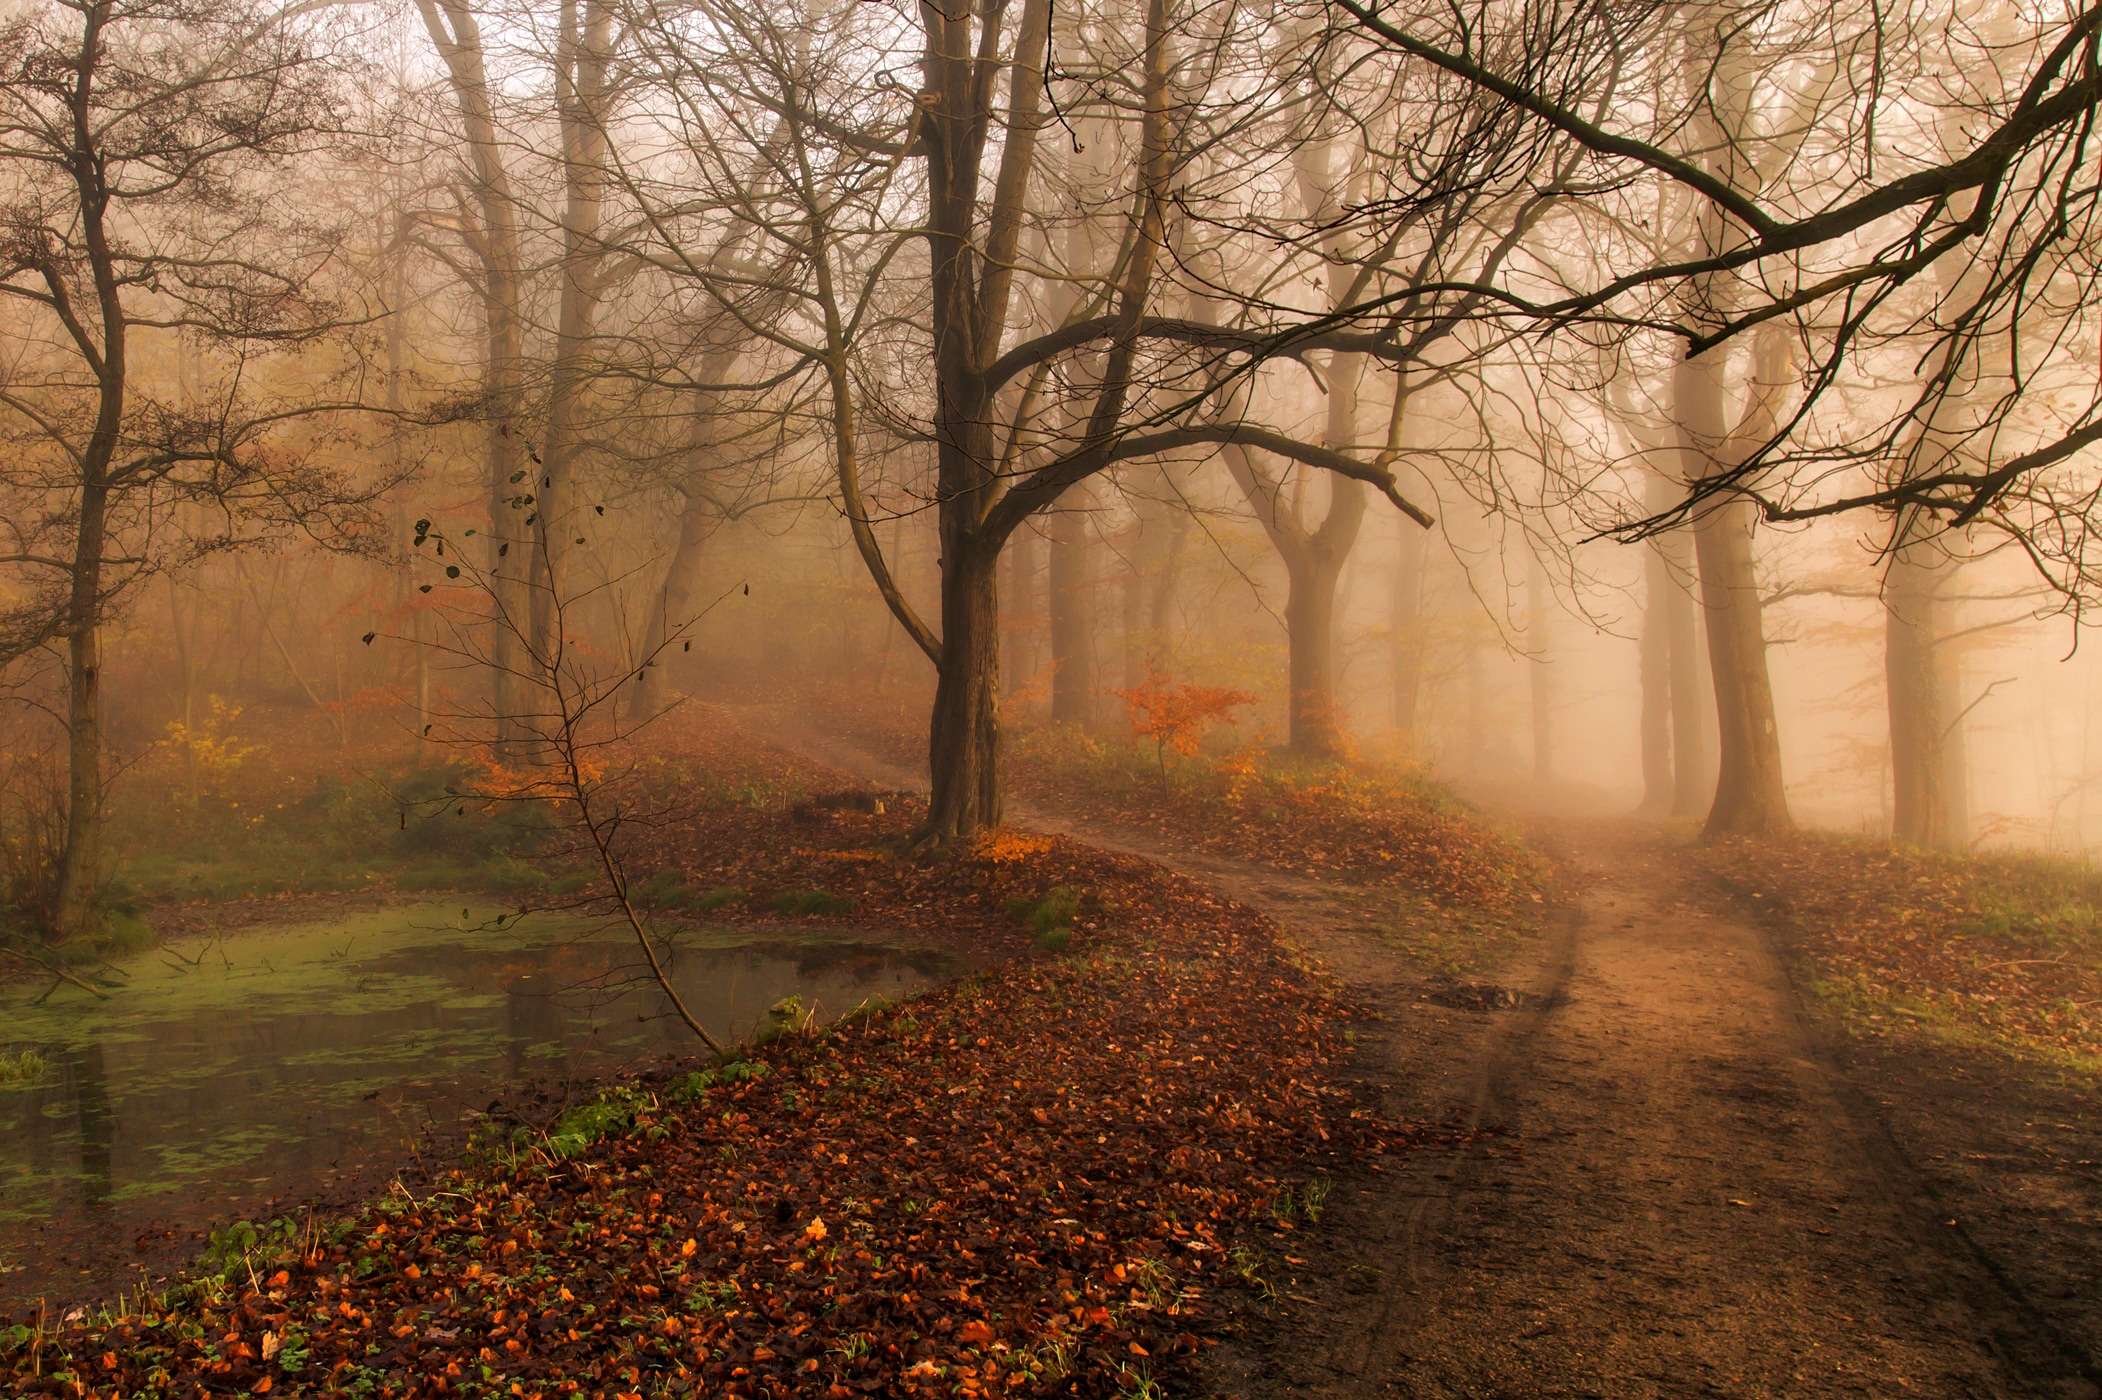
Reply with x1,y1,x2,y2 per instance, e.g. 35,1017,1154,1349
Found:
739,709,2097,1399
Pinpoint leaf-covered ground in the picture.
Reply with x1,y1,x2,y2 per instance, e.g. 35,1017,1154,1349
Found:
3,712,1413,1398
1003,728,1546,916
774,682,1548,920
1698,832,2102,1069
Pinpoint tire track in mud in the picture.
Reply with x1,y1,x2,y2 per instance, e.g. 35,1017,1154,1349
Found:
729,710,2093,1398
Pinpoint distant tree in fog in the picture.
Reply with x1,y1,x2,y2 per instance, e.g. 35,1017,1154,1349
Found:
609,0,1450,843
1328,0,2102,834
0,0,383,937
415,0,533,743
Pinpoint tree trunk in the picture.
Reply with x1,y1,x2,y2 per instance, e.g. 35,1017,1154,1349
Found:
415,608,431,745
1002,524,1041,707
1639,541,1674,813
1225,345,1371,759
1120,522,1145,690
631,488,712,721
530,0,611,668
484,349,528,731
1639,467,1708,817
1528,553,1552,786
54,571,105,937
1691,492,1790,834
169,576,199,803
1940,641,1971,845
1675,328,1790,837
1390,515,1426,749
53,84,125,938
1280,519,1350,757
1049,481,1095,726
1150,507,1188,651
1886,529,1949,847
925,543,1002,840
1663,526,1708,817
418,0,527,744
54,476,109,936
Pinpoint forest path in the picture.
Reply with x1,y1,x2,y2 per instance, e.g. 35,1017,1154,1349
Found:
734,710,2090,1398
1195,819,2095,1400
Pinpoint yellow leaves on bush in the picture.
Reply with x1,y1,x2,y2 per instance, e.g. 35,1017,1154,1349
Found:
160,696,262,786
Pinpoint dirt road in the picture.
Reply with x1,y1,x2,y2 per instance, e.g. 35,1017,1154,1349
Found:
1194,822,2099,1400
741,714,2096,1397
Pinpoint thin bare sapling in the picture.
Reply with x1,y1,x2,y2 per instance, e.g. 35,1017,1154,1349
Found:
374,512,733,1055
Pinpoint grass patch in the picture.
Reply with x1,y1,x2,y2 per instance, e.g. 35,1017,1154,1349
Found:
545,1084,657,1161
1007,885,1083,951
1701,832,2102,1070
92,758,589,918
0,1048,45,1085
769,888,856,917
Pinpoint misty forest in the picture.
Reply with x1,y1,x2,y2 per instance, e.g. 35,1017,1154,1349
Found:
7,0,2102,1394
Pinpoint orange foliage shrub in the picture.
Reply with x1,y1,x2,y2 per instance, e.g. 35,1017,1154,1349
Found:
1109,659,1256,776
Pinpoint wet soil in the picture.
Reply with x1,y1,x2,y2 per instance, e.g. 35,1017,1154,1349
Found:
747,710,2101,1398
8,1067,607,1316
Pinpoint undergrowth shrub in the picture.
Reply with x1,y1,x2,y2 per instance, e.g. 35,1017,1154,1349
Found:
770,889,855,917
1008,886,1082,951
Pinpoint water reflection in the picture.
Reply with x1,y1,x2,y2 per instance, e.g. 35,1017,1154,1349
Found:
0,905,956,1242
69,1042,112,1210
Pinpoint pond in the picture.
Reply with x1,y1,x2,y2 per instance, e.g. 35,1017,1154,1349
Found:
0,903,961,1308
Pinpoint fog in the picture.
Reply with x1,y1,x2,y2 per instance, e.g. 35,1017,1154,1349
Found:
12,0,2102,1387
1,0,2095,879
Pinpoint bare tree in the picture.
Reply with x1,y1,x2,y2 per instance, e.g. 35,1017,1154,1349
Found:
0,0,379,935
416,0,532,743
617,0,1452,840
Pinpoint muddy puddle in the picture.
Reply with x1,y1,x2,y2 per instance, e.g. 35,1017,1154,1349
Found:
0,903,958,1305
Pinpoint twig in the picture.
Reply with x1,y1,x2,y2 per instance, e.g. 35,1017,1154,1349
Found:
557,704,728,1056
2,947,112,1000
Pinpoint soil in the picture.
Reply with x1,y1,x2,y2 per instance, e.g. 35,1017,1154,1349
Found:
751,709,2102,1400
1191,821,2101,1400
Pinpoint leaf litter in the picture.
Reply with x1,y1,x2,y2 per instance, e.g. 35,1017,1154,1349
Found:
2,711,1431,1398
1700,831,2102,1068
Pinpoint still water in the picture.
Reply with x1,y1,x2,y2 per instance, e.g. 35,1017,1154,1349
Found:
0,903,956,1298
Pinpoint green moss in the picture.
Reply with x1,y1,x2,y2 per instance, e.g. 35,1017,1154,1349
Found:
1008,886,1082,950
0,1049,44,1086
634,869,693,909
669,1058,767,1102
546,1085,655,1160
769,889,855,917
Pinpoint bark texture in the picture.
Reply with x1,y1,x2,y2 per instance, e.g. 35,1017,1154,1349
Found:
1048,481,1095,726
1678,342,1791,837
419,0,528,742
1885,529,1952,848
1390,516,1427,749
